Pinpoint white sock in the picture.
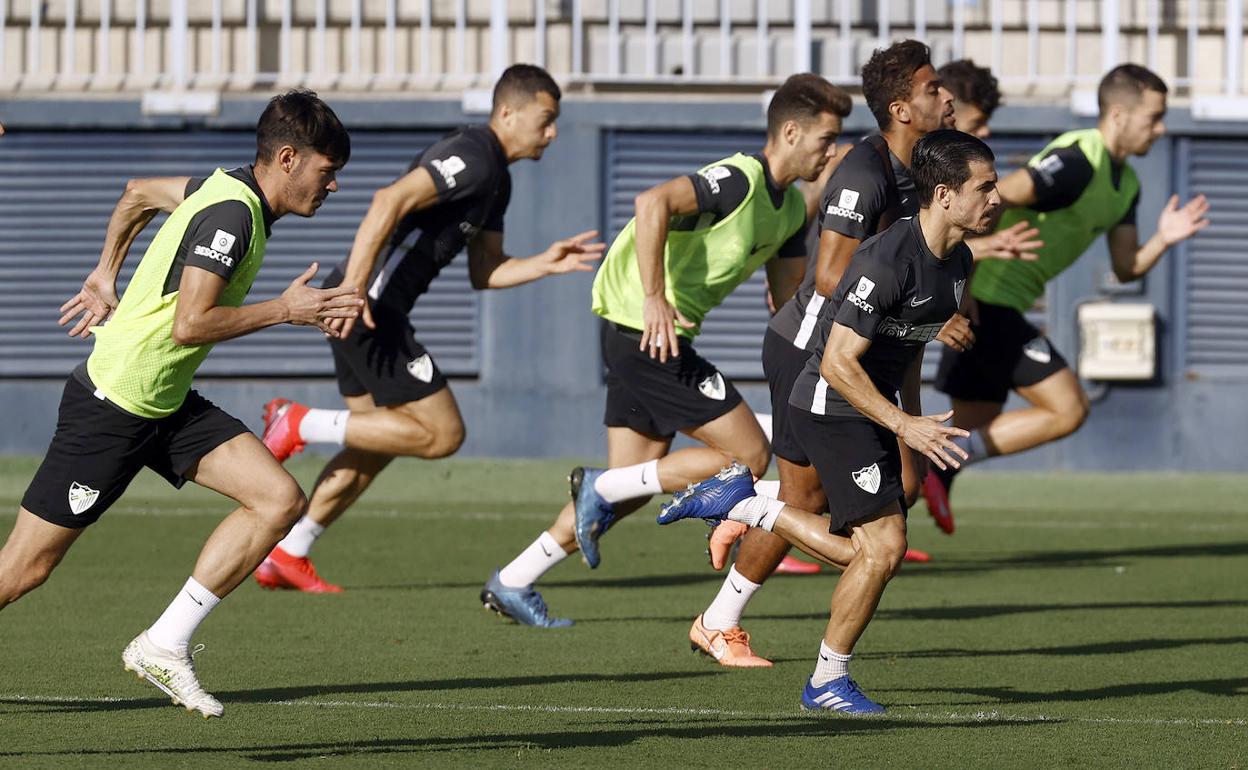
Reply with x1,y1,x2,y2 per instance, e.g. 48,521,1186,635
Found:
299,408,350,444
811,641,852,687
146,577,221,655
277,516,325,558
498,532,567,588
726,495,785,531
592,459,662,503
755,412,773,442
701,566,762,631
754,479,780,497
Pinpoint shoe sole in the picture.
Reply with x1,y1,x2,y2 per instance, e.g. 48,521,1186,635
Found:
568,468,602,569
122,659,221,719
480,588,512,621
688,640,773,668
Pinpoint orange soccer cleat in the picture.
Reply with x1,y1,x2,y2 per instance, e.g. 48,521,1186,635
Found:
261,398,308,463
903,548,931,563
773,554,822,575
706,520,749,570
688,614,773,668
253,546,342,593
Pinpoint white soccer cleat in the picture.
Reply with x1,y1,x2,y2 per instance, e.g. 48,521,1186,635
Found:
122,631,224,718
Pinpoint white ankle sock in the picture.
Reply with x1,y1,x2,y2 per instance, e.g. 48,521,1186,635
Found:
277,516,325,558
810,641,852,687
592,459,662,503
299,408,350,444
498,532,567,588
754,479,780,497
727,495,785,531
146,577,221,655
701,566,762,631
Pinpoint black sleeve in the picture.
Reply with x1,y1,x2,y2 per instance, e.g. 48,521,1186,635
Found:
832,252,906,340
483,178,511,234
1026,146,1094,212
180,200,255,282
419,134,499,205
1117,190,1140,227
818,146,891,241
184,177,207,198
687,165,752,219
775,218,809,259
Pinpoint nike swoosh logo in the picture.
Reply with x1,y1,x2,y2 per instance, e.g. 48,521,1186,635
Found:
910,295,934,307
640,467,648,485
540,542,553,557
185,591,204,606
729,580,743,594
819,654,829,662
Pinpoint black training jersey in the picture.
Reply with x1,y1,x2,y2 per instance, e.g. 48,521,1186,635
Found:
769,135,918,352
334,125,511,317
789,216,972,418
1027,145,1138,225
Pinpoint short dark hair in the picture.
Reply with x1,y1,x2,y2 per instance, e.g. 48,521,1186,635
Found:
492,64,562,112
912,129,996,207
938,59,1001,119
767,73,853,136
1097,64,1168,113
861,39,932,130
256,89,350,166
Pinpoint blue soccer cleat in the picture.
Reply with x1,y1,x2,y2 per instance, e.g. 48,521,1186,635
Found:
480,571,573,628
570,467,615,569
800,676,886,714
657,462,754,526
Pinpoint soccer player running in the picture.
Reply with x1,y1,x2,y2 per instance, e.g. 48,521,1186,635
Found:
659,130,1000,713
480,74,852,631
0,92,360,717
922,64,1210,527
938,59,1001,139
255,65,604,592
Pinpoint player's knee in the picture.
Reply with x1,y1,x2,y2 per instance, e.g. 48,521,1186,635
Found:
740,444,771,480
426,421,465,459
260,481,307,531
854,525,907,581
1053,398,1089,438
0,556,56,605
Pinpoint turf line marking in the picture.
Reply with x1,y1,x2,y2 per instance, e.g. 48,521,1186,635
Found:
4,694,1243,727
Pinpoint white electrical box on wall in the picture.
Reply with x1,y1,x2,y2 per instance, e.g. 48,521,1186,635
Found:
1077,302,1156,380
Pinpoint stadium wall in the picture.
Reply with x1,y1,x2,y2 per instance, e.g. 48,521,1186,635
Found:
2,96,1247,471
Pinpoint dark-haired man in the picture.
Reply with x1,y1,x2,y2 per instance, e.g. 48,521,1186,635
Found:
0,91,360,717
938,59,1001,139
479,73,852,636
924,64,1210,527
660,130,999,713
256,65,603,592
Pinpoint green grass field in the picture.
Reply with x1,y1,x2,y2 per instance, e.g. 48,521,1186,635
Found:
0,456,1245,768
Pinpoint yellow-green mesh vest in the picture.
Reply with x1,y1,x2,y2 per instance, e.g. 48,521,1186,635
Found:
972,128,1140,313
591,153,806,338
87,169,267,418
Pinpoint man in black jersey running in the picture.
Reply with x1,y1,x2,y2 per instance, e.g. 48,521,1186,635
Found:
660,130,1000,713
255,65,604,592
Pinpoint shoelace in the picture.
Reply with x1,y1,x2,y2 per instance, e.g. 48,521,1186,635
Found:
168,644,213,701
720,627,753,650
521,589,553,621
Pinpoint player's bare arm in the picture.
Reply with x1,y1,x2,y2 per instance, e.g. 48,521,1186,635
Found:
814,229,863,297
467,229,604,290
764,253,806,310
59,176,193,338
820,321,968,470
634,175,701,362
172,262,362,346
1107,194,1210,282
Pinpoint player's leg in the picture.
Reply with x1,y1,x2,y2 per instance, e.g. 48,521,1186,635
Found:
979,367,1089,455
0,510,83,610
482,426,672,627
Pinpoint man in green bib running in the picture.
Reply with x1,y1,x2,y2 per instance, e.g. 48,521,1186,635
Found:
0,91,360,718
479,74,852,631
925,64,1210,526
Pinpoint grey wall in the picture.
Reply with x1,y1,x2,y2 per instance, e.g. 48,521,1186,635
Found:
2,96,1247,469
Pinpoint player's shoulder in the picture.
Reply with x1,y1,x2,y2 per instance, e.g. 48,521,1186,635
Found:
834,139,889,176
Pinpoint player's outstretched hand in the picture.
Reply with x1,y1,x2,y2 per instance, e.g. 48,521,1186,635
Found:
326,295,374,340
1158,194,1210,245
936,313,975,352
897,410,969,471
59,269,119,339
281,262,364,338
640,294,694,363
969,220,1043,262
541,229,605,275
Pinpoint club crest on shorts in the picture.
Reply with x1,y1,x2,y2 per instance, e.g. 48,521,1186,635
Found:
68,481,99,515
407,353,434,383
954,278,966,306
698,372,726,401
851,463,881,494
1023,337,1052,364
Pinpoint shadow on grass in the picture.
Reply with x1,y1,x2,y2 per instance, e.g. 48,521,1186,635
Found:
346,572,727,592
730,598,1248,624
869,635,1248,660
880,676,1248,706
0,714,1056,760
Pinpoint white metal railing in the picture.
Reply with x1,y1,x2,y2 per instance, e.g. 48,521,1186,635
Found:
0,1,1244,103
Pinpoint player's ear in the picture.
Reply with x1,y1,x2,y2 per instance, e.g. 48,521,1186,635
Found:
889,99,909,127
783,119,801,147
277,145,298,174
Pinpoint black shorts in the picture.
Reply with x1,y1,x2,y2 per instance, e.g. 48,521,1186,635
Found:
601,321,743,438
935,301,1069,404
787,405,906,532
22,373,249,528
329,309,449,407
762,328,813,464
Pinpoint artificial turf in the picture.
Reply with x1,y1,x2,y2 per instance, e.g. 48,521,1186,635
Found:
0,456,1244,768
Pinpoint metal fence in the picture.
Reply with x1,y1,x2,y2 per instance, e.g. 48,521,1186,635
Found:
0,1,1244,100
